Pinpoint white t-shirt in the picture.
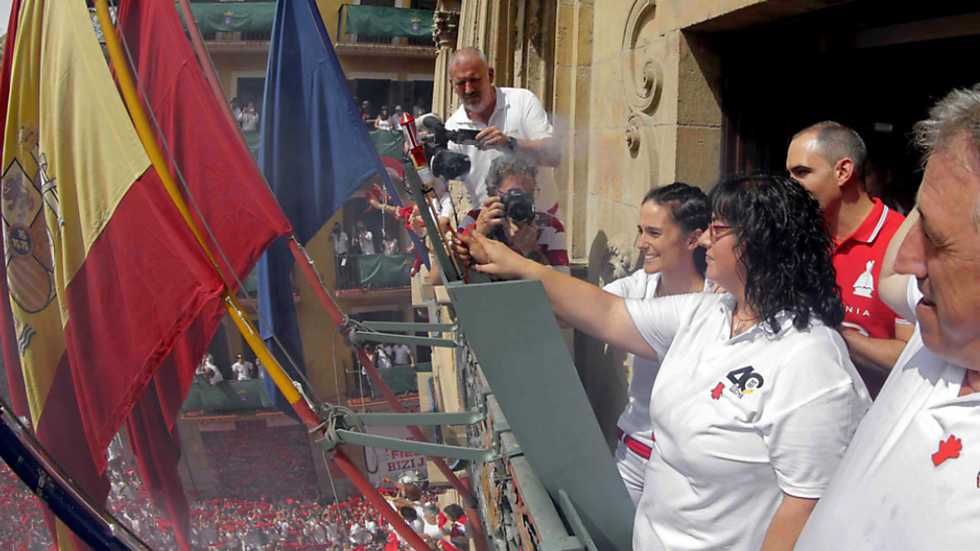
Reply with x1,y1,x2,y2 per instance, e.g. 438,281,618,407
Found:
375,349,392,370
444,87,555,216
393,344,413,366
231,360,253,381
624,293,871,551
794,280,978,551
358,230,375,255
206,364,223,385
332,231,349,255
604,270,663,441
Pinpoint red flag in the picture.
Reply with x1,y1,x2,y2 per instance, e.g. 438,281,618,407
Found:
112,1,292,547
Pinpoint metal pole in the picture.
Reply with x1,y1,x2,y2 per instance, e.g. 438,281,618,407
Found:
287,238,489,550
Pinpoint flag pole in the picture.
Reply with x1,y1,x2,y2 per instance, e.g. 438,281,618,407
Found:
93,3,431,549
287,238,490,549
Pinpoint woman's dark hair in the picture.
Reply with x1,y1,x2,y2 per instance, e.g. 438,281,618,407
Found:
709,173,844,333
642,182,710,276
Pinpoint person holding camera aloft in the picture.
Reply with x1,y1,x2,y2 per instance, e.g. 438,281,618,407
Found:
460,154,568,270
445,48,560,218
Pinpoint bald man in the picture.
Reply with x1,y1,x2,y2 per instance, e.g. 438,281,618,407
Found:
786,122,911,396
443,48,560,217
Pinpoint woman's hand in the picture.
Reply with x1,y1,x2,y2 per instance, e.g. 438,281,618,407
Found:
454,231,537,280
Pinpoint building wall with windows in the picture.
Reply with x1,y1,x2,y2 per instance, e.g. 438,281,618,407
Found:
189,0,436,409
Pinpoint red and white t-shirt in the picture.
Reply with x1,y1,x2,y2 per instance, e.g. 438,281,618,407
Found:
460,209,569,269
832,198,907,338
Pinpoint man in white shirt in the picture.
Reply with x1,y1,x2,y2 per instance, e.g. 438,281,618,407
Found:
231,353,254,381
443,48,560,218
356,222,375,255
392,343,414,367
794,84,980,551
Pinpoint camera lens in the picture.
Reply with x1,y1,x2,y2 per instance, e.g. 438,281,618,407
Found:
502,189,534,223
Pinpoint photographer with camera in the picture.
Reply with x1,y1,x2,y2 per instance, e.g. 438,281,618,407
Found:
444,48,560,218
460,155,568,270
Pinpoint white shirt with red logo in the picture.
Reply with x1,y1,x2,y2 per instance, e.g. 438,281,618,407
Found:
794,283,978,551
624,293,870,551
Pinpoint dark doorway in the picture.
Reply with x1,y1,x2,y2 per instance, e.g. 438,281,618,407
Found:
718,5,980,212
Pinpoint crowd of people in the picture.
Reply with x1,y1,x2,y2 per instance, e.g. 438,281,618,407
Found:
359,100,428,132
229,97,260,133
0,465,53,550
331,221,408,259
196,353,263,385
0,458,467,550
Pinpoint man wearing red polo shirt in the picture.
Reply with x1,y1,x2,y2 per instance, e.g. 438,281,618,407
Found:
787,121,912,396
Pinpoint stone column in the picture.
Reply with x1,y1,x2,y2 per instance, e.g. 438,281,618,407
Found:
431,2,461,118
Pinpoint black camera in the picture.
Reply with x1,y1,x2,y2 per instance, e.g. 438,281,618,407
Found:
430,149,471,181
500,188,534,223
489,189,536,244
418,116,476,180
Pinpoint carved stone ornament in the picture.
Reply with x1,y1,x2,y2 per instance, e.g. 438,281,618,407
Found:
433,10,460,49
622,0,662,114
625,114,642,156
621,0,662,153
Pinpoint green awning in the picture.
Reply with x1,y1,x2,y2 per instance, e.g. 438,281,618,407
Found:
345,5,433,38
187,2,276,34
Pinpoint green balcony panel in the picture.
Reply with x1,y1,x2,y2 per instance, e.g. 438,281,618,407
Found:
186,2,276,34
345,5,433,38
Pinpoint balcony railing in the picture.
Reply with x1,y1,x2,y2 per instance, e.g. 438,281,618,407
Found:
336,4,435,48
335,253,413,291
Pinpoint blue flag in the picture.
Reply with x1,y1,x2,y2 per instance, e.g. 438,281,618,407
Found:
255,0,414,410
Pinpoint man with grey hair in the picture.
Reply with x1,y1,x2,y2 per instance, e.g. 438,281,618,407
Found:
786,121,911,395
460,154,568,270
444,47,560,218
794,84,980,550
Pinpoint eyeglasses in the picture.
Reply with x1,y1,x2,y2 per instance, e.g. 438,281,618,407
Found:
707,222,734,242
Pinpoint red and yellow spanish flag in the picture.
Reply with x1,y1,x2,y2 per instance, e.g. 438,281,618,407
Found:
0,0,286,545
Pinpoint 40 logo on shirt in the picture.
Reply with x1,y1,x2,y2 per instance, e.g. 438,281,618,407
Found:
726,366,764,398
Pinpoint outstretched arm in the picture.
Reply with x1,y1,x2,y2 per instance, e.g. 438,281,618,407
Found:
458,232,657,360
760,494,818,551
879,208,918,321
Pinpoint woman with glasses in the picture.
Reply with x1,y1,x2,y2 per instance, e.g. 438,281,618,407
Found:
603,182,711,505
456,174,870,551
